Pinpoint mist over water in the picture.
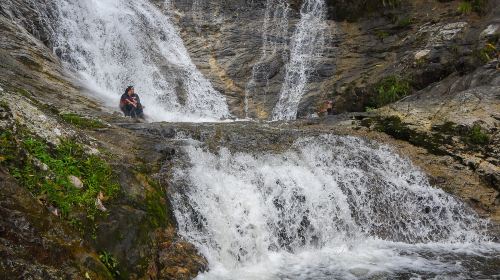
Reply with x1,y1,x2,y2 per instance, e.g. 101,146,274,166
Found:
50,0,230,122
171,135,500,279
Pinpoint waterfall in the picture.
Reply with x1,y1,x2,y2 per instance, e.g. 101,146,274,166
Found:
272,0,327,121
244,0,289,118
170,135,499,279
32,0,231,122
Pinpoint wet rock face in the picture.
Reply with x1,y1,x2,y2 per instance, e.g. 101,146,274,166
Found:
0,0,57,48
169,0,337,119
373,64,500,220
154,228,209,280
4,0,497,121
170,0,499,119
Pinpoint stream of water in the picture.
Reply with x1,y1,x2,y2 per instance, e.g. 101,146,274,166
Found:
171,135,500,279
272,0,327,121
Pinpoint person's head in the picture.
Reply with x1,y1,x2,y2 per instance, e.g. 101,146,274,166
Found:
125,86,134,96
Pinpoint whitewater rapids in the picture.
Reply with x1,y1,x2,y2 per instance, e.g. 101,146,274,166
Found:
170,134,500,279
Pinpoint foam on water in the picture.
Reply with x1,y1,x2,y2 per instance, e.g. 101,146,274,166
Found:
34,0,231,122
171,135,499,279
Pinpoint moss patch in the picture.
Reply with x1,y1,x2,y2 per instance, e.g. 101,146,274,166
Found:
373,116,451,155
370,117,493,158
142,175,173,229
146,187,169,228
433,122,490,146
396,17,413,28
0,127,120,233
0,100,9,110
60,112,106,129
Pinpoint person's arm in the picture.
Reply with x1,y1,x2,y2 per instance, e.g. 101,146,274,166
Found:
125,96,137,107
136,95,144,109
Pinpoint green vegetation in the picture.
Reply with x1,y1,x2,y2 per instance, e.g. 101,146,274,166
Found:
458,0,489,15
373,116,450,155
0,100,9,111
467,124,489,145
60,112,106,129
0,128,120,230
375,30,390,40
473,43,497,64
99,251,120,277
364,106,376,113
373,75,411,107
432,121,490,146
146,188,169,228
15,88,32,98
396,17,413,28
458,1,473,14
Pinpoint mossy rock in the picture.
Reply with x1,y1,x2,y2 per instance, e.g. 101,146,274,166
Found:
0,126,120,235
374,116,450,155
60,112,106,129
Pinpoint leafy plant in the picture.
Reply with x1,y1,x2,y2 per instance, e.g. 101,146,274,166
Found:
467,124,489,145
458,1,473,14
99,251,120,277
373,76,411,107
364,106,376,112
475,43,497,63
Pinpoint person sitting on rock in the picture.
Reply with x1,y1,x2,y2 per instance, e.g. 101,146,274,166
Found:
120,86,144,119
318,100,333,117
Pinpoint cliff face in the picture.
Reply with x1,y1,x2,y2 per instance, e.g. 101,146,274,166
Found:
168,0,336,119
2,0,498,120
169,0,499,118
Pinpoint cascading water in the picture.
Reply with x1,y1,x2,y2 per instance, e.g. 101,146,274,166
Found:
171,135,500,279
272,0,327,121
244,0,289,118
44,0,231,122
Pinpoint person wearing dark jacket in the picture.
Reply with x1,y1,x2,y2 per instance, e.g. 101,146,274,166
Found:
120,86,144,118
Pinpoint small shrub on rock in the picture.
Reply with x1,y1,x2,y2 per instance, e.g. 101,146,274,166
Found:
373,75,411,107
467,124,489,145
458,0,489,15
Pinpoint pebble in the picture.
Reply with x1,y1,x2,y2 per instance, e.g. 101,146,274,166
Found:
95,196,107,212
68,175,84,189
